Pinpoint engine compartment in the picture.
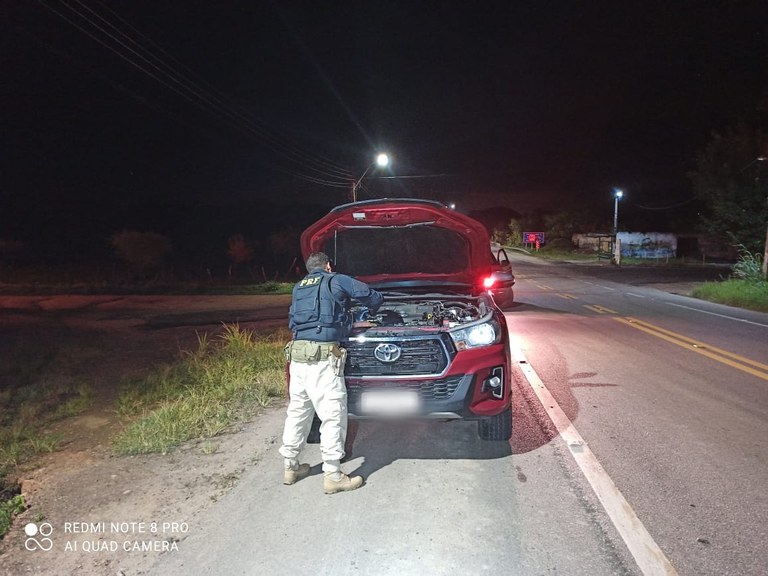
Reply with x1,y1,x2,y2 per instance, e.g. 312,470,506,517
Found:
350,295,491,329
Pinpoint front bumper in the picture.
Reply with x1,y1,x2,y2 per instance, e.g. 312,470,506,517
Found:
345,360,509,420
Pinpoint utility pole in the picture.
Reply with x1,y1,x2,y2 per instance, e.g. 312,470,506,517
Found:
763,223,767,279
352,153,390,203
612,189,623,265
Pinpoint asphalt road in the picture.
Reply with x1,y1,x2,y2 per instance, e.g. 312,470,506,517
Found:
4,258,763,575
502,255,768,576
141,256,767,576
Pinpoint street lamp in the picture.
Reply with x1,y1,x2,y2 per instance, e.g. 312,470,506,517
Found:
613,188,623,235
611,188,624,265
351,153,390,202
757,158,768,279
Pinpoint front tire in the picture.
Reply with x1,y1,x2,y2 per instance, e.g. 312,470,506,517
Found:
478,408,512,441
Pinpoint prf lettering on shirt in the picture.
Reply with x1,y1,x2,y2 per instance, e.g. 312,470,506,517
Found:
299,276,322,287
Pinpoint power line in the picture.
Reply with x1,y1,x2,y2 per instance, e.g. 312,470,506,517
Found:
633,197,698,211
69,0,353,180
35,0,355,187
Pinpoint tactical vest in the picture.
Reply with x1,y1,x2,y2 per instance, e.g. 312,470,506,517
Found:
290,272,349,341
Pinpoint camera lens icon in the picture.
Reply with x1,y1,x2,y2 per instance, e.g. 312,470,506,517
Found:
24,522,54,551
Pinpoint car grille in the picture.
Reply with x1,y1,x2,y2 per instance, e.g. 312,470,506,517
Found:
344,336,452,377
346,376,463,401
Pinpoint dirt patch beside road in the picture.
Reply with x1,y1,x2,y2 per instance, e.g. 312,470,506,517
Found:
0,295,290,576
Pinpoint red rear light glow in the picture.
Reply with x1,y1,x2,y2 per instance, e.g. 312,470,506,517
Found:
483,276,495,289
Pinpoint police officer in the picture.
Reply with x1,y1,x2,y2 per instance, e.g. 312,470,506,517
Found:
280,252,383,494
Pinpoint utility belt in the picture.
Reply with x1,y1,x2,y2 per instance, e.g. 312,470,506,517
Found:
283,340,345,363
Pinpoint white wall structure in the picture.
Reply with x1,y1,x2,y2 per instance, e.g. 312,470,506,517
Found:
573,233,677,259
616,232,676,258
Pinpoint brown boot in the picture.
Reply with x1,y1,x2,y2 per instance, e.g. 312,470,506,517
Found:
323,472,364,494
283,463,311,485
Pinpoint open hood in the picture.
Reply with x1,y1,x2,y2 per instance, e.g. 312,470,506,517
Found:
300,199,496,290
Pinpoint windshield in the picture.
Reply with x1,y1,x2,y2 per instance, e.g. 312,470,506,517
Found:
324,225,471,277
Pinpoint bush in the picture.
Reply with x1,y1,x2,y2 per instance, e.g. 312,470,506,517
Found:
111,230,172,277
113,325,289,454
732,245,764,283
0,494,25,538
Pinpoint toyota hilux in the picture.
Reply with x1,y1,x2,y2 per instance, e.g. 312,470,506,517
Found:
301,198,514,441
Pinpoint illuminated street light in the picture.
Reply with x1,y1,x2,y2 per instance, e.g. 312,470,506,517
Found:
376,153,389,168
352,153,390,202
613,188,624,236
611,188,624,265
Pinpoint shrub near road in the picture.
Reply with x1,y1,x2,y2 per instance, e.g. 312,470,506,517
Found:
113,324,289,455
692,247,768,312
692,280,768,312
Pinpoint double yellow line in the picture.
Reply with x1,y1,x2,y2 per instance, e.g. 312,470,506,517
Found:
531,280,767,381
583,304,617,314
615,316,768,382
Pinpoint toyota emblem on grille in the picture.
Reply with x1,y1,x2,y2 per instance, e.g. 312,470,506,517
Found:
374,343,402,363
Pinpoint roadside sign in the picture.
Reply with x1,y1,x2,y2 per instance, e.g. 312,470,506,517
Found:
523,232,545,245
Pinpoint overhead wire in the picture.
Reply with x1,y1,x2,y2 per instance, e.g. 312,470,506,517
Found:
86,0,353,183
8,20,236,144
67,0,354,182
34,0,355,187
633,197,698,210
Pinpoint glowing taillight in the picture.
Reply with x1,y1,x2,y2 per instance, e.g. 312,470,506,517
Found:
483,276,495,289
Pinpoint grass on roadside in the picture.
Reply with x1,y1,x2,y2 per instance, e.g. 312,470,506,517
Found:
0,340,97,538
521,244,597,261
520,245,697,266
0,276,296,296
691,279,768,312
184,281,295,296
0,494,26,538
113,324,289,455
690,247,768,312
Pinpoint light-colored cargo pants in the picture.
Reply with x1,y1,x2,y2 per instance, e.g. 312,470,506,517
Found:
279,351,347,474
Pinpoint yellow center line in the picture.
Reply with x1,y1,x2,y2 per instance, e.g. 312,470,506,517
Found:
615,317,768,382
593,305,618,314
525,283,766,380
583,304,618,315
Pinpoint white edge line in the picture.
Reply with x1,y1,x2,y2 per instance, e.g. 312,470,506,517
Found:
511,344,679,576
666,302,768,328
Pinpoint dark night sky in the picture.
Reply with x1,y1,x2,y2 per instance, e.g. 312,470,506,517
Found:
1,1,767,258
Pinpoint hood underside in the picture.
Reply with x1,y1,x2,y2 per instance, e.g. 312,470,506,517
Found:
301,199,495,286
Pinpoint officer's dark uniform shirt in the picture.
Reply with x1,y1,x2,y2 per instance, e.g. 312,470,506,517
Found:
289,270,383,343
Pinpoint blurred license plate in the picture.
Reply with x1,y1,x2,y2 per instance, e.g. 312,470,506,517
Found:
360,390,420,414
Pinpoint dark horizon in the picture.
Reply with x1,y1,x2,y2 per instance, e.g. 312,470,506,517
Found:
2,1,767,268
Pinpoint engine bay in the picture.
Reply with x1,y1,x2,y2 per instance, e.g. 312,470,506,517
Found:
350,295,490,329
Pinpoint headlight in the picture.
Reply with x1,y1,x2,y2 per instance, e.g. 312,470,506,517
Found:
450,320,501,350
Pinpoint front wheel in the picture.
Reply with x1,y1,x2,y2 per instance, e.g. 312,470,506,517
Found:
477,408,512,441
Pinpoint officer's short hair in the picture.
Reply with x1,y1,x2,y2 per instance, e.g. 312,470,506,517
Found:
305,252,330,272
